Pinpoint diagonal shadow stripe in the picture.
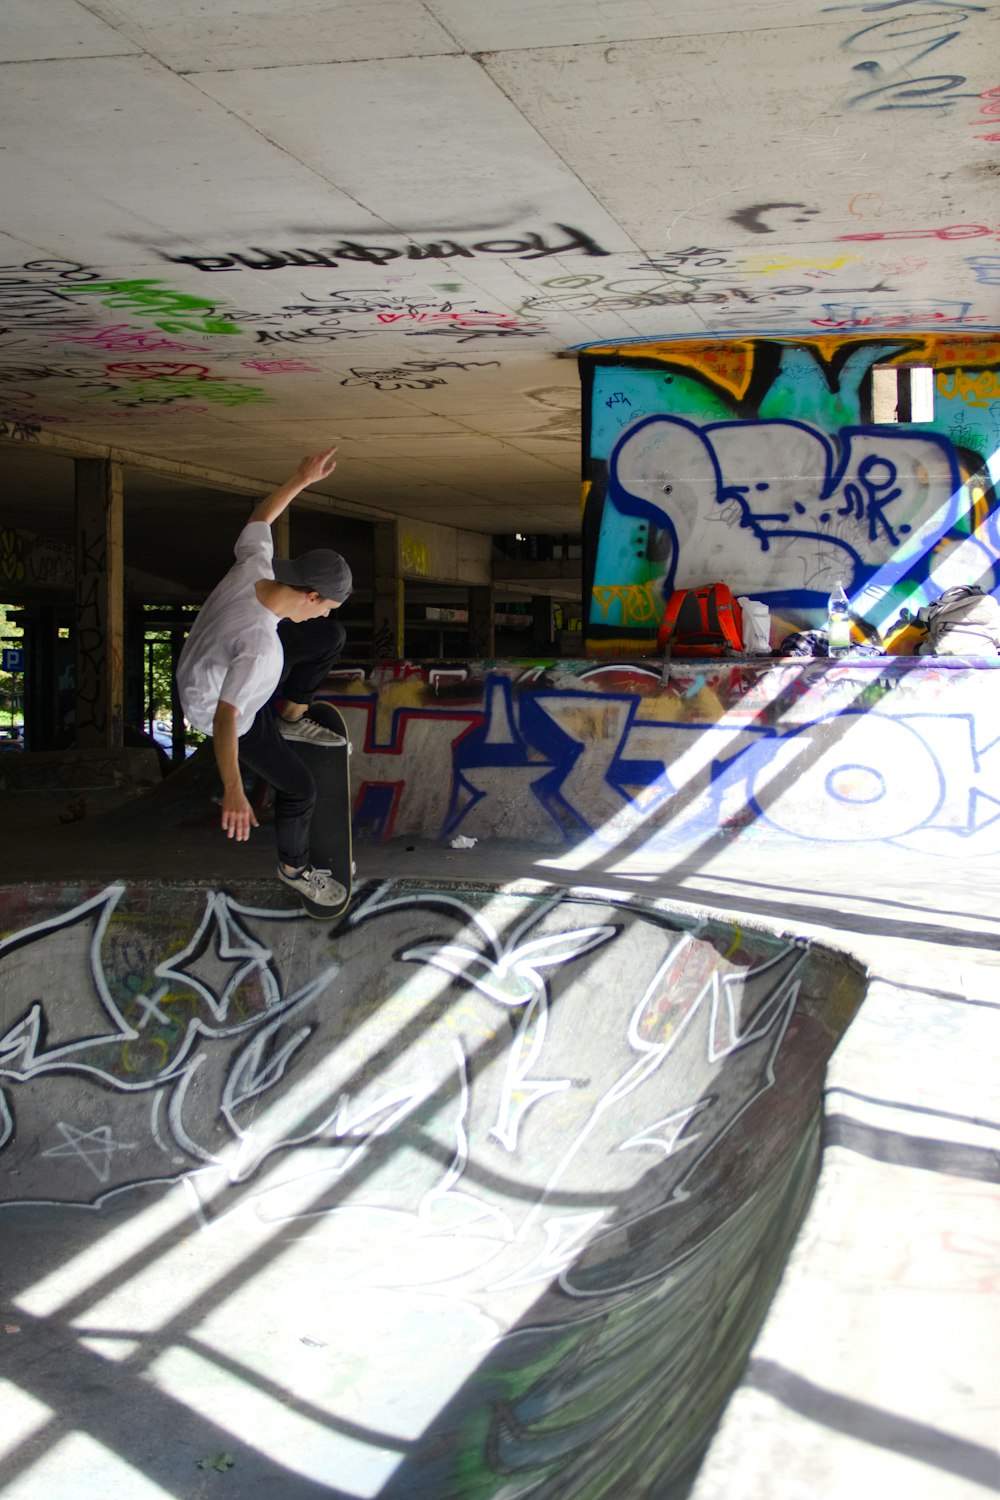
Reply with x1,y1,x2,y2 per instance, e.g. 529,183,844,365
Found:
824,1113,1000,1184
746,1357,1000,1489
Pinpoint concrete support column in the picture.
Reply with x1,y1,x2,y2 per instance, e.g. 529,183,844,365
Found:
469,585,495,658
373,520,404,660
74,457,124,749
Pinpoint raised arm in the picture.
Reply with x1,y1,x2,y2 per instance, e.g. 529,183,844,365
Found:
248,446,338,527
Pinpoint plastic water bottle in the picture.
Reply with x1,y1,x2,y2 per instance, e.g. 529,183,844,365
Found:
827,581,851,657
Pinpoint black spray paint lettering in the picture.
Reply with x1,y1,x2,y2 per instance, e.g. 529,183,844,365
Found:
0,259,100,290
403,324,545,343
728,204,823,235
0,420,41,441
236,294,460,328
0,261,103,333
0,292,93,330
0,264,107,334
161,225,611,272
251,327,344,346
631,247,731,272
279,291,459,316
520,281,818,314
340,359,500,391
0,363,123,384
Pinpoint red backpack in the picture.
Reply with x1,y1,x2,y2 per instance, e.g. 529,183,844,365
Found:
657,584,743,658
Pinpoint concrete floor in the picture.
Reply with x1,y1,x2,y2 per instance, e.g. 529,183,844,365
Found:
0,767,998,1497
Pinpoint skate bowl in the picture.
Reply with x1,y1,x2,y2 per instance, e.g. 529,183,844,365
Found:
0,876,865,1498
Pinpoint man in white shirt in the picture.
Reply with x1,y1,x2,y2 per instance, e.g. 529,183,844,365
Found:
176,446,353,913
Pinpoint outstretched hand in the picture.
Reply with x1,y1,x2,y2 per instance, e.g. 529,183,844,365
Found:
248,445,339,525
220,785,259,842
295,446,338,487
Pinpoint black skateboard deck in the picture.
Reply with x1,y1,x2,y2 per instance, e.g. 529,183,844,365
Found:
286,701,353,919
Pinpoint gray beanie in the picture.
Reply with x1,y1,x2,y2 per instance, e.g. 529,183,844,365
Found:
273,548,352,602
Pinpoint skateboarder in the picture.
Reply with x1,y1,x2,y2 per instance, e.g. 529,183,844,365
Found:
176,446,353,914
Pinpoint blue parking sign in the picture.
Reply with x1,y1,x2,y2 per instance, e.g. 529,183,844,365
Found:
2,648,23,672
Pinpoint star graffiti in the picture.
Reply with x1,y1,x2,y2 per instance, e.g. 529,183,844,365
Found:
40,1120,137,1183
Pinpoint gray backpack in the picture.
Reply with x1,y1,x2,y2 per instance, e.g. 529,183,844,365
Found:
923,585,1000,655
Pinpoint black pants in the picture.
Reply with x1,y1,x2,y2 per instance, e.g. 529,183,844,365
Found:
236,615,345,868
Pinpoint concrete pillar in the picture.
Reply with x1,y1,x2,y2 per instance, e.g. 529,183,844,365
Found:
373,520,404,659
469,585,495,658
74,457,124,749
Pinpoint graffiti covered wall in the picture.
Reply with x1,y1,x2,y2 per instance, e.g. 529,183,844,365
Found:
0,876,863,1496
0,524,73,591
582,335,1000,653
313,656,1000,859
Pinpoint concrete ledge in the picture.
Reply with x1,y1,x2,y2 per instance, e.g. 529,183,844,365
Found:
0,747,162,792
691,969,1000,1500
312,655,1000,857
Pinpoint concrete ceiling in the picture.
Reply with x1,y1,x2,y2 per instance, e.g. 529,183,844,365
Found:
2,0,1000,561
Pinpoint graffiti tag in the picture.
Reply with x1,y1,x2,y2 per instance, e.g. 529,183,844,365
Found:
161,225,611,273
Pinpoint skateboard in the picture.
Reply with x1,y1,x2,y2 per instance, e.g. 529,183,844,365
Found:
285,700,354,919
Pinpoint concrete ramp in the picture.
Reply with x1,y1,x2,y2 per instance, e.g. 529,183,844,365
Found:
0,878,865,1498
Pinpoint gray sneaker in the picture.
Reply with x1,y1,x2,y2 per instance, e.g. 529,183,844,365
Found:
278,714,346,748
277,863,347,915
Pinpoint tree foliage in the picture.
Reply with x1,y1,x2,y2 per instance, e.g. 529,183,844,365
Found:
0,604,23,726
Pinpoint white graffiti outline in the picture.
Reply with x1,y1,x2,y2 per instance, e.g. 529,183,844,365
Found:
164,963,342,1182
153,889,282,1023
0,886,317,1095
40,1120,137,1183
0,885,132,1066
488,936,807,1296
365,886,618,1153
0,875,812,1339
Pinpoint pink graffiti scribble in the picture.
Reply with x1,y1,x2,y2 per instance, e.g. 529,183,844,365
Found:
240,359,322,374
54,324,212,353
813,312,986,328
838,225,998,242
374,311,533,329
876,256,930,276
105,361,211,379
103,405,211,420
0,411,68,425
969,83,1000,140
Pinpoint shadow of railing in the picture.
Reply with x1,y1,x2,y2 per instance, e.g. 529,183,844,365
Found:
533,655,916,885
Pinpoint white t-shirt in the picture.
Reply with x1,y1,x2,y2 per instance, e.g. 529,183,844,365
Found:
177,523,284,737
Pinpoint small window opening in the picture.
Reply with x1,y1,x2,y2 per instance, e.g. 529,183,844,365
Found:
870,365,934,424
